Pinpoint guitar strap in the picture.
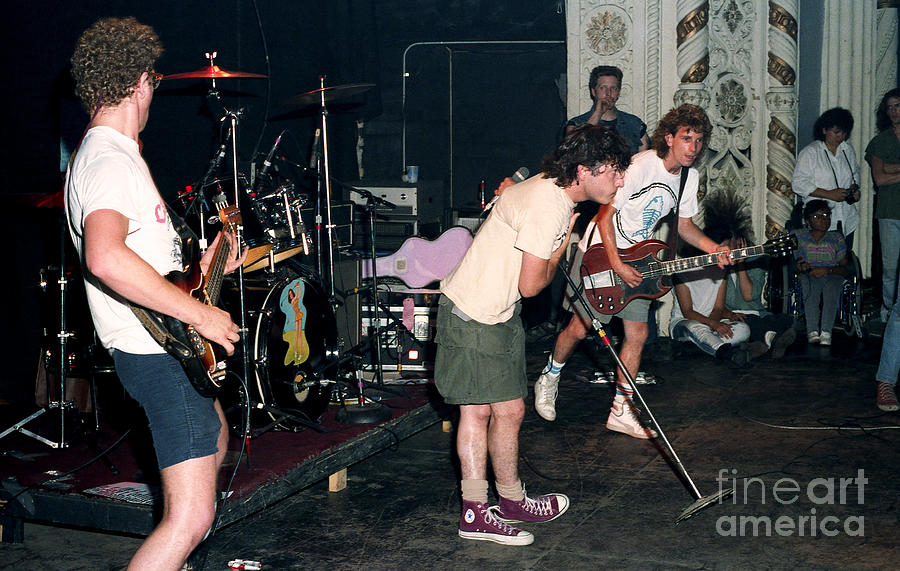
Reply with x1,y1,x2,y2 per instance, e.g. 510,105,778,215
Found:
663,165,690,261
128,202,203,360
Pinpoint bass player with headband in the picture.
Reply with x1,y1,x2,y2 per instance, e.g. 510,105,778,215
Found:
534,104,731,438
65,17,247,570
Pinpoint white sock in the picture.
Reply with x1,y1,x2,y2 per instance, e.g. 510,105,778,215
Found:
542,355,565,377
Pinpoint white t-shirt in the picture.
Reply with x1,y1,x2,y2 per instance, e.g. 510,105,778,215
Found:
65,126,182,354
669,265,726,331
577,149,700,250
441,174,575,324
792,140,861,236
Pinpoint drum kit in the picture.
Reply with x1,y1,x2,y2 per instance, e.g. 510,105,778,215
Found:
165,53,396,432
4,54,398,450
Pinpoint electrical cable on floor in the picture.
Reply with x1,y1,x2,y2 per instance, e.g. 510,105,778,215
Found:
745,416,900,431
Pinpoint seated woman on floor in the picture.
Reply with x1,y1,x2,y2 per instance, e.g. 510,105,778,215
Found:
668,190,752,366
793,199,849,346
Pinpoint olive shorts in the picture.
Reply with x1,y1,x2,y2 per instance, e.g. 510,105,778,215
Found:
434,297,526,405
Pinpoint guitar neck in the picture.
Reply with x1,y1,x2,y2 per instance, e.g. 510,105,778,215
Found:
655,245,765,276
204,236,231,306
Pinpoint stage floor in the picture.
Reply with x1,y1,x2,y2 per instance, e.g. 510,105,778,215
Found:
2,320,899,570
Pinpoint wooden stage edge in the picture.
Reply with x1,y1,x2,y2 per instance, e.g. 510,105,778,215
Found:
0,402,443,542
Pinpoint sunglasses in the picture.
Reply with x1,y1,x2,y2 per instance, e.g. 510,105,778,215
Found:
148,72,163,90
810,213,831,220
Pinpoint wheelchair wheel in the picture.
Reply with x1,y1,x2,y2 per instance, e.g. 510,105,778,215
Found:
838,251,866,338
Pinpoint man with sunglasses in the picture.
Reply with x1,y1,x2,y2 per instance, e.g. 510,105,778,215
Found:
65,17,245,570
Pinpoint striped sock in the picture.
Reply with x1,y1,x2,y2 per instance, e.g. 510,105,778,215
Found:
542,355,565,377
615,381,633,400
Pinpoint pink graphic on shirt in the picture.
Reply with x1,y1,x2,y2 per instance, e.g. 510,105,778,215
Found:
155,203,167,223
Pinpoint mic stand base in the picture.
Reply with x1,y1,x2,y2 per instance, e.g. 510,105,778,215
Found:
335,401,392,424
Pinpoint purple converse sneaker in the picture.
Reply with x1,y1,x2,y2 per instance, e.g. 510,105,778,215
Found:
458,500,534,545
495,487,570,524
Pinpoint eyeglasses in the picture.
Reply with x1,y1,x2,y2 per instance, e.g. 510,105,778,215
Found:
810,213,831,220
148,72,163,90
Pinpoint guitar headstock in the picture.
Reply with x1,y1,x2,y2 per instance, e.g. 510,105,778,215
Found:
762,232,798,257
211,194,243,231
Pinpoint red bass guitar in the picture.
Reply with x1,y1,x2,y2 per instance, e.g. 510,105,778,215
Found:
579,233,797,315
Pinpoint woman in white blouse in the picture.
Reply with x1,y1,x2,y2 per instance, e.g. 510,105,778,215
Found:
792,107,861,247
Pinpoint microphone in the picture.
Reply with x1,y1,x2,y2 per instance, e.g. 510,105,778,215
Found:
308,128,321,170
483,167,529,212
255,132,284,188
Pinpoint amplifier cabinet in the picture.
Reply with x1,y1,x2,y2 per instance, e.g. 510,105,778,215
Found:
345,180,444,222
359,293,439,372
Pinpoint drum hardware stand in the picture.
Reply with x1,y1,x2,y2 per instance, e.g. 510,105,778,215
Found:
312,75,340,308
559,259,733,523
246,400,328,436
1,220,78,449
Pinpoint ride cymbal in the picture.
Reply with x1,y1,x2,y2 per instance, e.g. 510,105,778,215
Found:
278,83,374,109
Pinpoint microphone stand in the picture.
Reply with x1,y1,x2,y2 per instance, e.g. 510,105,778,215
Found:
558,258,732,522
335,186,392,424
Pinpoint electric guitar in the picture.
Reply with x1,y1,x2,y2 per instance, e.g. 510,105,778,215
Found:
130,200,240,397
361,226,473,288
579,233,797,315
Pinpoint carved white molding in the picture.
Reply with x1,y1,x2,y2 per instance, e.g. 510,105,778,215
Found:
565,0,894,274
566,1,670,129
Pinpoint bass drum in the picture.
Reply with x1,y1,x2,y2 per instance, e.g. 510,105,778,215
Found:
247,265,338,427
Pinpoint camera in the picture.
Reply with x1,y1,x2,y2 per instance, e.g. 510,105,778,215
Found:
845,184,860,205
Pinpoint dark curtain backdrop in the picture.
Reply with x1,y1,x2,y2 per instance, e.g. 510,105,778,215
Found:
0,0,564,402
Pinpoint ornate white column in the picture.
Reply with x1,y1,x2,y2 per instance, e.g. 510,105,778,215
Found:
674,0,711,110
765,1,799,239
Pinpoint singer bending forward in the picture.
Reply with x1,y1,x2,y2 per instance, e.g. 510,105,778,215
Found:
435,125,632,545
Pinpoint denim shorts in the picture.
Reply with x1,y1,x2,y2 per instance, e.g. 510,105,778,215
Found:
434,297,526,405
112,350,221,470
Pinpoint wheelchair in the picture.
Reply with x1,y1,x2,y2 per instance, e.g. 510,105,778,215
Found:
767,247,865,339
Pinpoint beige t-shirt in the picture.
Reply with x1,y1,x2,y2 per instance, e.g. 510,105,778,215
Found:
441,175,575,324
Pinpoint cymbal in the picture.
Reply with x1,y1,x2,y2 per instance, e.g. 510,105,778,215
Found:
279,83,374,109
164,65,267,80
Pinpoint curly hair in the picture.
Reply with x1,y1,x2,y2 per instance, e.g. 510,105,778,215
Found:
540,124,631,188
650,104,712,159
876,87,900,132
71,17,163,113
813,107,853,140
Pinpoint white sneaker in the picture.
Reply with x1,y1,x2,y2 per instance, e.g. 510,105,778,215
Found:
606,397,658,439
807,330,820,344
819,331,832,346
534,373,559,421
